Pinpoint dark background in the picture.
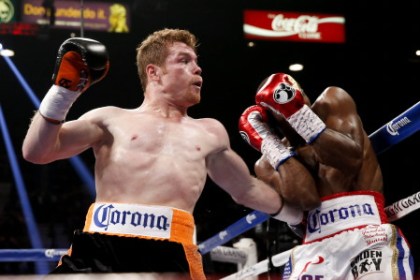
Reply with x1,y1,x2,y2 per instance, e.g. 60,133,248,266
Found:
0,0,419,277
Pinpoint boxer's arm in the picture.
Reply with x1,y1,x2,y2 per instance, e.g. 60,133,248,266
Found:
208,147,303,225
22,111,104,164
254,155,320,211
22,37,109,164
255,73,363,173
207,146,280,212
206,119,302,225
238,105,319,210
299,87,364,173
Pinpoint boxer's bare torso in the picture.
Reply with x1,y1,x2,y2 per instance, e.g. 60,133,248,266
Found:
81,106,228,212
23,39,284,218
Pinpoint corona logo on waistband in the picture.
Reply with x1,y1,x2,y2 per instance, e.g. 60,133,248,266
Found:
93,204,170,232
386,117,411,136
307,203,375,234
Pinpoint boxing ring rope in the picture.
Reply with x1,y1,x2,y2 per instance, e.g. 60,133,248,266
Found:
369,101,420,155
221,248,292,280
0,249,67,263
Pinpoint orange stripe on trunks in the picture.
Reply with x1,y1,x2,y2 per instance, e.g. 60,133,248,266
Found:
82,202,206,279
83,202,195,244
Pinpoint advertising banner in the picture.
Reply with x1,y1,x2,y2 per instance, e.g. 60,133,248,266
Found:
244,10,345,43
21,0,130,33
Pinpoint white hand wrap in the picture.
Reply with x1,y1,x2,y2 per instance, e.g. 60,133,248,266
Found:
271,202,303,226
39,85,82,123
261,134,295,169
287,104,326,143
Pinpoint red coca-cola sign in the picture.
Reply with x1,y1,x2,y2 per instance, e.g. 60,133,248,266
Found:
244,10,345,43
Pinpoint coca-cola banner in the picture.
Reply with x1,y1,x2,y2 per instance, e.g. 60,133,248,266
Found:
244,10,345,43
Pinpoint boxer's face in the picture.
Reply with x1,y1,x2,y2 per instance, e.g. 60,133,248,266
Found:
158,42,203,107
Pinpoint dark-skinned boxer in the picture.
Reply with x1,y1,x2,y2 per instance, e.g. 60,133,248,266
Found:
239,73,414,279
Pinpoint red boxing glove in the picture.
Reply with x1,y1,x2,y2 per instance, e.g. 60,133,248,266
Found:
239,105,295,169
255,73,326,143
255,73,305,119
238,105,271,151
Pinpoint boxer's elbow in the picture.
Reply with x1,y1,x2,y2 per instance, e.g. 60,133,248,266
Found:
22,145,53,164
22,151,46,164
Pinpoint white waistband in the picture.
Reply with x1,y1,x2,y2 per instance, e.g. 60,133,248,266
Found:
304,193,382,243
84,203,175,239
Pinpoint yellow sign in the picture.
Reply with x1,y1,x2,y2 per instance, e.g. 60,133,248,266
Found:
21,0,130,33
0,0,15,23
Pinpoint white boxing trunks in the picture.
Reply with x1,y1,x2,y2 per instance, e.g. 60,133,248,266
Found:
282,191,414,280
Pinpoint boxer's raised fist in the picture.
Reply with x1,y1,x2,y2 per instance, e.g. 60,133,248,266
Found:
52,37,109,93
239,105,295,169
238,105,271,151
256,73,326,143
255,73,305,119
39,37,109,124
